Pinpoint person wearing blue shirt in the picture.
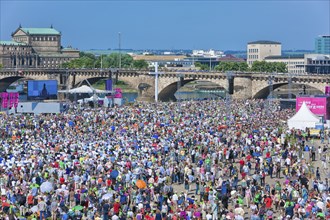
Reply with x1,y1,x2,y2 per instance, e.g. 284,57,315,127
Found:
285,204,294,218
62,213,69,220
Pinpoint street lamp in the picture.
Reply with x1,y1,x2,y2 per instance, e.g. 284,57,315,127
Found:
288,73,292,100
118,32,121,69
176,73,184,102
149,62,163,102
268,75,274,115
226,71,233,125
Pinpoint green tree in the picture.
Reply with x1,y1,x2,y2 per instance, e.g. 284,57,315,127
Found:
62,52,137,69
101,53,134,68
0,64,3,69
62,52,97,68
273,62,287,73
251,61,287,73
62,56,95,68
79,52,96,60
132,59,149,69
215,62,249,72
195,62,209,70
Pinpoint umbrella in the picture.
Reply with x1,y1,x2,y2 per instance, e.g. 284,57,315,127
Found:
30,205,38,213
102,193,112,200
219,125,227,129
73,205,84,211
316,201,324,210
40,181,53,193
148,178,155,184
110,170,119,179
136,180,147,189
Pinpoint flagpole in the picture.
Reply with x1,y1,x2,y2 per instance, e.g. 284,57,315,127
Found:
155,62,158,102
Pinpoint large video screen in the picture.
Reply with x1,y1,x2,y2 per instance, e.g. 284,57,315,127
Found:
27,80,58,100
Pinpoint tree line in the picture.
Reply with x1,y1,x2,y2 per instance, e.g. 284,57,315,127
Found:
62,52,288,73
197,60,288,73
61,52,149,69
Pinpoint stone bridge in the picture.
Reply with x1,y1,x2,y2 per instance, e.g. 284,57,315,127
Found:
0,68,329,101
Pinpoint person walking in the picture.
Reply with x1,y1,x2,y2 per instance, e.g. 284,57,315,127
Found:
37,197,47,220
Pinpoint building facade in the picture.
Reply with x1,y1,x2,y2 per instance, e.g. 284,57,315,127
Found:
315,35,330,55
247,40,282,66
0,26,79,68
264,56,305,74
304,54,330,74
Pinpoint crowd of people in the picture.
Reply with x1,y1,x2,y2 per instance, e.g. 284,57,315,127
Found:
0,99,329,220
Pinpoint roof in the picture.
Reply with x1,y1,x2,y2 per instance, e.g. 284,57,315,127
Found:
218,54,245,62
0,40,27,46
61,47,79,51
248,40,281,45
38,53,78,58
265,55,304,60
20,28,60,35
133,55,187,61
287,102,320,130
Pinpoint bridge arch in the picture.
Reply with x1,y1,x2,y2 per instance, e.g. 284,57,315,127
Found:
158,78,228,102
72,76,138,91
158,79,196,102
253,82,324,99
0,76,46,92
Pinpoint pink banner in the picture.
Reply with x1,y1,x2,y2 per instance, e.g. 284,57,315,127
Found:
9,93,14,108
114,88,122,98
13,93,19,108
325,86,330,95
1,92,8,108
296,96,330,120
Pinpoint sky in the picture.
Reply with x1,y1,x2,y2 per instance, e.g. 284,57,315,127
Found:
0,0,329,51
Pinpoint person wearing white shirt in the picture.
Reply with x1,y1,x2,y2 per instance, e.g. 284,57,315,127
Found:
111,214,119,220
206,213,212,220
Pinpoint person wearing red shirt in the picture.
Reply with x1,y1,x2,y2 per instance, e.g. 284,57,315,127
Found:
27,193,34,208
264,195,273,209
59,176,65,184
239,159,245,172
113,201,121,214
106,179,111,187
54,161,59,168
246,154,252,162
145,213,155,220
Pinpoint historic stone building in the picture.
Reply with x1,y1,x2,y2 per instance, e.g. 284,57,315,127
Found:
0,26,79,68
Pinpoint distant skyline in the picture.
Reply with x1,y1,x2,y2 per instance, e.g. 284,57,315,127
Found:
1,0,329,51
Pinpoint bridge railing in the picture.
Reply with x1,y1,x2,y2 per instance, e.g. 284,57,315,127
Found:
0,67,329,78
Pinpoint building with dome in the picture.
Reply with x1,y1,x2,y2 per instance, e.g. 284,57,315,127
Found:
0,25,79,68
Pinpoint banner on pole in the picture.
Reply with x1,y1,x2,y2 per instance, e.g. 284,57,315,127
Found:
1,92,8,108
105,79,113,91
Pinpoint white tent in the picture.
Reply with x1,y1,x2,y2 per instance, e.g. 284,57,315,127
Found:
287,102,321,130
58,85,113,94
77,94,102,104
